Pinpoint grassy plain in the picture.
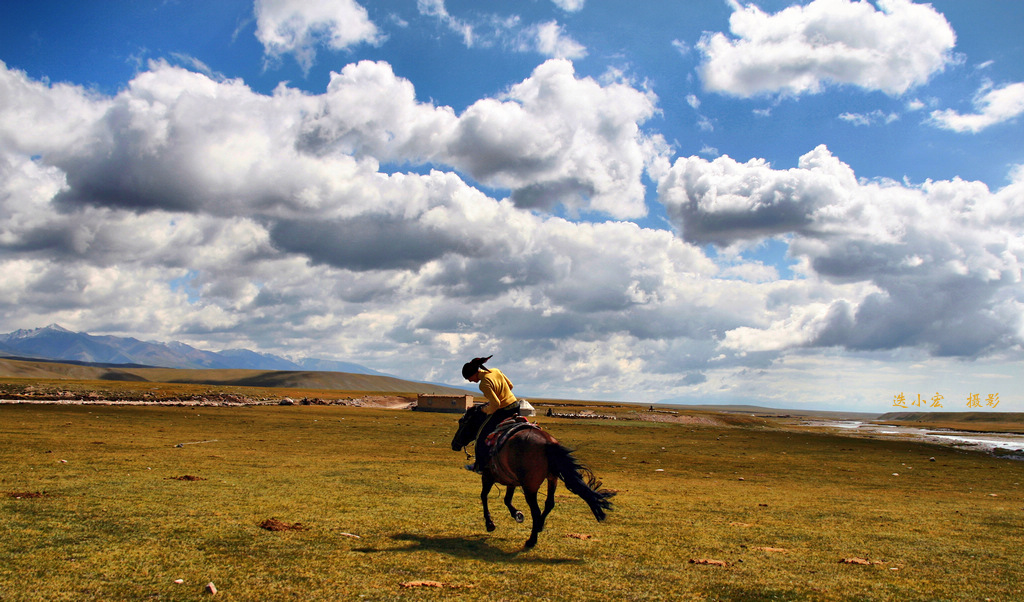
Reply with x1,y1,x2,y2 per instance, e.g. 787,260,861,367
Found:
2,400,1023,601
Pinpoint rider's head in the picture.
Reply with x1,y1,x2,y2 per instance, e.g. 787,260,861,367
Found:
462,355,492,381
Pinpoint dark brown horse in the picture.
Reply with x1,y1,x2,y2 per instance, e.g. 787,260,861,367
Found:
451,404,614,549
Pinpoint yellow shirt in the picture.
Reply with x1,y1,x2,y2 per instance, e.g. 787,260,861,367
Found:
478,368,517,414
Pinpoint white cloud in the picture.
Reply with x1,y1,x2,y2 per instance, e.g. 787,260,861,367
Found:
527,20,587,59
445,59,665,218
659,146,1024,357
698,0,956,97
0,59,687,325
415,2,585,60
905,98,926,111
255,0,381,71
0,61,111,156
838,109,899,126
929,81,1024,133
11,56,662,224
417,0,474,47
552,0,585,12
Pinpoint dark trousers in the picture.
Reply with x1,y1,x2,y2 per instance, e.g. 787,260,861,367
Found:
473,403,520,470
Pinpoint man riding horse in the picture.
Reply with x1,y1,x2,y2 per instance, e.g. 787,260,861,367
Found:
453,355,615,549
461,355,521,472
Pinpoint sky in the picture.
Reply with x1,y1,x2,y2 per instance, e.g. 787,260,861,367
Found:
1,0,1022,412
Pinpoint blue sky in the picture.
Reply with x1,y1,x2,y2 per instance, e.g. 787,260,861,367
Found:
1,0,1022,412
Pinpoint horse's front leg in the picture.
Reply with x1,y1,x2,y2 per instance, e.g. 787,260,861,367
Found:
480,473,496,532
503,485,525,523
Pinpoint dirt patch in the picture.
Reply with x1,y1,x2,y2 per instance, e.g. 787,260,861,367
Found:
633,413,726,426
348,395,414,409
840,557,883,566
689,558,728,566
6,491,50,499
399,581,475,590
259,518,306,531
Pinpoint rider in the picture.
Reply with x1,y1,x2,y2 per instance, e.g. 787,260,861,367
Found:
462,355,520,472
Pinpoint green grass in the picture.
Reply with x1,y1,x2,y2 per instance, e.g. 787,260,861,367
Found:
2,403,1022,601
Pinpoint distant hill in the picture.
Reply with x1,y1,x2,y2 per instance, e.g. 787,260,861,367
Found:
664,403,882,421
0,324,387,375
0,357,472,396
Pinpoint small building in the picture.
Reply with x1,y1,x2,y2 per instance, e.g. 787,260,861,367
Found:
415,394,474,413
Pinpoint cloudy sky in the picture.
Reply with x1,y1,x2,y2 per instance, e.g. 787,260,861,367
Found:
1,0,1022,411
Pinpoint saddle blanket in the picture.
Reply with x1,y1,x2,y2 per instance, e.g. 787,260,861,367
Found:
484,416,540,457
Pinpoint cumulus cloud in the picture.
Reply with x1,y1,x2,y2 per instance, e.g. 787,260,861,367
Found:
447,59,664,218
0,61,111,155
255,0,381,71
659,145,1024,357
19,58,660,224
929,81,1024,133
698,0,956,97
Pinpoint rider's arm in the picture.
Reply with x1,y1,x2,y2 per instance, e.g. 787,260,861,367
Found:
479,376,502,414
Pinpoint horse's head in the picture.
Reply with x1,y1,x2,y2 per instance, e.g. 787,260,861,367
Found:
451,404,486,451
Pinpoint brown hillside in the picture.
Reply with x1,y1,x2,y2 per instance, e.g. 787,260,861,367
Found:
0,358,470,396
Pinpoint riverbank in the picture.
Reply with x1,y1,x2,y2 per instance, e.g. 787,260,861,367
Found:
800,419,1024,460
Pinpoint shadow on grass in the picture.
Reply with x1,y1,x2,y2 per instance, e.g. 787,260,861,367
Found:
353,533,583,564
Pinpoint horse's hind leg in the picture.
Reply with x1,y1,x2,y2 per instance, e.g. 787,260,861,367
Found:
540,475,557,522
523,487,543,549
503,486,524,523
480,474,496,532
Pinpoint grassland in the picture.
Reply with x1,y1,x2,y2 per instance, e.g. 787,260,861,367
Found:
2,392,1023,601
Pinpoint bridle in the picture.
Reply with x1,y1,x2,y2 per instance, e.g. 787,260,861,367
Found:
456,406,485,460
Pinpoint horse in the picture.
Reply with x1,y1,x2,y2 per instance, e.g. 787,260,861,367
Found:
451,404,614,549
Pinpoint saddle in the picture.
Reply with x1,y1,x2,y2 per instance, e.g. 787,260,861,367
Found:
484,416,540,459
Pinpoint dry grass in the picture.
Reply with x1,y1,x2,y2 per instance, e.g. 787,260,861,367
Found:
1,401,1022,600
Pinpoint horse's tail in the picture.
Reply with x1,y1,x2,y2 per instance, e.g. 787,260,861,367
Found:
546,443,615,522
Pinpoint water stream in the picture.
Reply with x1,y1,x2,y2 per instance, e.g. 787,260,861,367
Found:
800,420,1024,459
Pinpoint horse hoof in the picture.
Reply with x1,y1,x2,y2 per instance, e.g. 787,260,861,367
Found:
486,522,496,532
514,511,524,523
524,538,537,549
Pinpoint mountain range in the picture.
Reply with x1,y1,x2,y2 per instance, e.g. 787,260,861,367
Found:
0,324,386,375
